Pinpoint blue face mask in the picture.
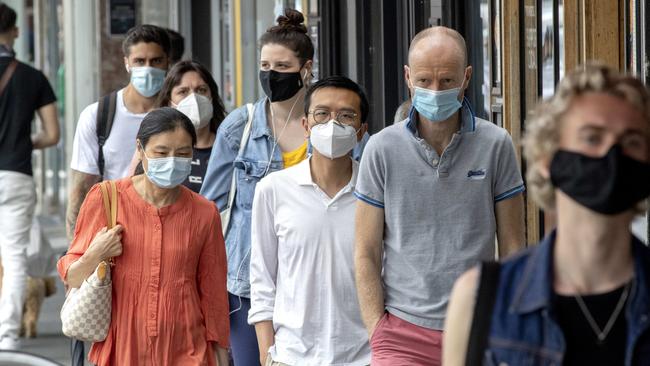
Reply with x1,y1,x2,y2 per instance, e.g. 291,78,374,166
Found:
142,151,192,189
412,86,463,122
130,66,166,98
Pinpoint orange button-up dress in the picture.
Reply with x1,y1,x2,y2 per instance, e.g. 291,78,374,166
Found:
58,178,229,366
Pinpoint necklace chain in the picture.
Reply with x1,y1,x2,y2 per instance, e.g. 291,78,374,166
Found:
573,281,631,343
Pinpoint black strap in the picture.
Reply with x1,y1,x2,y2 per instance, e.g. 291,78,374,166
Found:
96,91,118,179
0,59,18,97
466,261,501,366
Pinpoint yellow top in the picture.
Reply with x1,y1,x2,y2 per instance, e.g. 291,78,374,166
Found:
282,140,308,168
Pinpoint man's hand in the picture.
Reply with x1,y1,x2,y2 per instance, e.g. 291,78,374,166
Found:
495,194,525,258
255,320,275,366
354,200,386,338
367,312,385,340
32,102,60,149
66,169,101,240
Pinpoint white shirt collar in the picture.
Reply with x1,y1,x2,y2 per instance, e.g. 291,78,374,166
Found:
293,156,359,191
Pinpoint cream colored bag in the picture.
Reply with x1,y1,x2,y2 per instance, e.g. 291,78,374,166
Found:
61,181,117,342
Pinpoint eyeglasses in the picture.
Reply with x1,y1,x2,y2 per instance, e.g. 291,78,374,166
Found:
308,109,359,125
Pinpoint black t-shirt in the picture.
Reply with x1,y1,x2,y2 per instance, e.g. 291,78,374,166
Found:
555,284,628,365
0,57,57,175
183,146,213,194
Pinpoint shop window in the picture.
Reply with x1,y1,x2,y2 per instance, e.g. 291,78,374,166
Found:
558,0,564,80
540,0,554,98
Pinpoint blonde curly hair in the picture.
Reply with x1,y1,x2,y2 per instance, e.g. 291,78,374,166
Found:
523,64,650,211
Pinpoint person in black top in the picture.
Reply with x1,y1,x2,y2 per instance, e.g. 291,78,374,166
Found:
444,64,650,365
0,3,59,350
154,60,226,193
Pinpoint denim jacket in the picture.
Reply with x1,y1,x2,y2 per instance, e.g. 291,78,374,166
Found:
200,98,368,297
486,231,650,365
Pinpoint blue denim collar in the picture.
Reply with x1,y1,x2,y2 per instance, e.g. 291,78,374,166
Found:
510,230,650,315
405,97,476,135
509,231,556,314
250,98,274,140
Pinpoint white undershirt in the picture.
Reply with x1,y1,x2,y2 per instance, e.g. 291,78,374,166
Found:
248,158,371,365
70,89,147,180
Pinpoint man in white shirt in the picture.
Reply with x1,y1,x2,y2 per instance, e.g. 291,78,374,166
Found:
248,76,370,366
66,25,170,239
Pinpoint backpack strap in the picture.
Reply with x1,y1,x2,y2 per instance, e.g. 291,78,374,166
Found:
96,91,118,179
0,59,18,97
465,261,501,366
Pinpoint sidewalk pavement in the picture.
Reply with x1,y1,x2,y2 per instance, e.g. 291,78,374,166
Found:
17,214,75,365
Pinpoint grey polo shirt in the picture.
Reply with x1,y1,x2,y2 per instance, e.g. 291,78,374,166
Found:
355,100,524,330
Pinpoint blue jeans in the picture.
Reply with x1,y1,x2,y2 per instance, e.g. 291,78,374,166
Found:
229,292,260,366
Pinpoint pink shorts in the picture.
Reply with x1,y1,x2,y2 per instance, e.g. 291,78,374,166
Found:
370,312,443,366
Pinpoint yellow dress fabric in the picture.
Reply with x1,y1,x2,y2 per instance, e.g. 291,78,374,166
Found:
282,140,308,168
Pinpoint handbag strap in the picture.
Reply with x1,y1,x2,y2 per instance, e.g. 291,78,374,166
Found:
98,181,117,228
97,181,118,277
222,103,255,235
465,261,501,366
0,59,18,97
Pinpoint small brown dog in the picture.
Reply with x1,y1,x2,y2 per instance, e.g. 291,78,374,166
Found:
0,259,57,338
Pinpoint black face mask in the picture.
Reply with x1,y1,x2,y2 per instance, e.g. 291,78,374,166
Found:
550,145,650,215
259,69,304,102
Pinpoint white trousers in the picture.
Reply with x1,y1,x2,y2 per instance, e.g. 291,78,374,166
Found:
0,170,36,339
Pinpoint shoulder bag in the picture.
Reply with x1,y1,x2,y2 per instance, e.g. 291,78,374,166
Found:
61,180,117,342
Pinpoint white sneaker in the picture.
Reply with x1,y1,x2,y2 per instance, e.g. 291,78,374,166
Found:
0,336,20,350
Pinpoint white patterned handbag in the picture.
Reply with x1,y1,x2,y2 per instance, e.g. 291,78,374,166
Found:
61,180,117,342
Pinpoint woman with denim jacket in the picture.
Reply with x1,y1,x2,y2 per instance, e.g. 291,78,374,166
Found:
201,8,366,366
444,64,650,365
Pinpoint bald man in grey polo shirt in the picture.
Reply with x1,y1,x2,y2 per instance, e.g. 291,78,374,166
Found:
354,26,525,365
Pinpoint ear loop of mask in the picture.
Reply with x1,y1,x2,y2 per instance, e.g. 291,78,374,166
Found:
263,66,308,177
137,141,147,167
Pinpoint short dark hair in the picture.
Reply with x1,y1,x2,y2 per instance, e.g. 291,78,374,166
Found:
137,107,197,148
156,60,227,133
122,24,171,57
0,3,17,33
259,8,314,64
134,107,197,176
305,76,370,123
165,28,185,64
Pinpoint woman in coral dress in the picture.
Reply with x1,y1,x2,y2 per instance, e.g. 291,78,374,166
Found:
58,107,230,365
